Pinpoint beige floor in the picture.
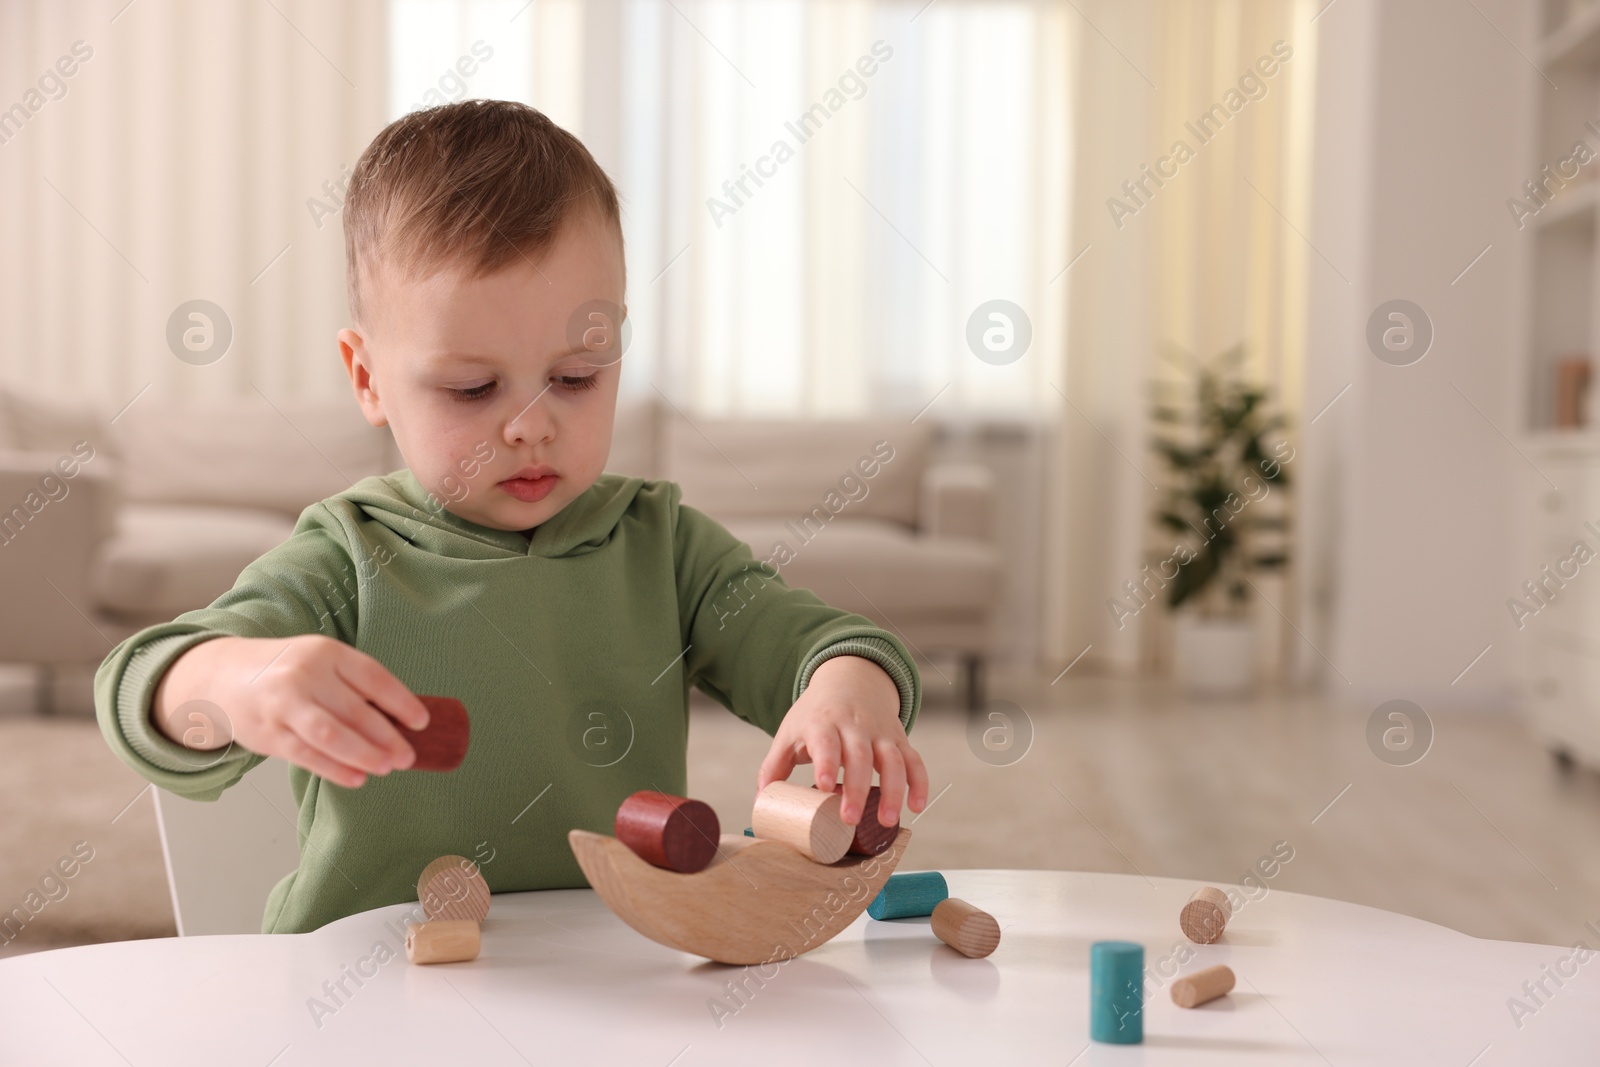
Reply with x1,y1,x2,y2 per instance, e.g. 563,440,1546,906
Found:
1,667,1595,959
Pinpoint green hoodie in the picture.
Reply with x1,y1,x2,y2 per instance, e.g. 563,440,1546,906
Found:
94,469,921,933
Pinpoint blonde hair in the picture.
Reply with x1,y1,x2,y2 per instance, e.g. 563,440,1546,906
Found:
342,99,623,325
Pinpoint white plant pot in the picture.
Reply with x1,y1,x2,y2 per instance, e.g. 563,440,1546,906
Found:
1173,614,1256,696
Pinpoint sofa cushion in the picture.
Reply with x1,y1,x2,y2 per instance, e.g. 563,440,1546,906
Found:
0,386,116,460
719,516,998,617
90,504,298,618
662,416,931,528
112,397,393,517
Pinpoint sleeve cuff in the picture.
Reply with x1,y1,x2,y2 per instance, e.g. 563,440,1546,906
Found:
114,631,253,775
795,636,919,732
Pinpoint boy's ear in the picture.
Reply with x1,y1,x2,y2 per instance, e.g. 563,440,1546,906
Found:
339,327,389,429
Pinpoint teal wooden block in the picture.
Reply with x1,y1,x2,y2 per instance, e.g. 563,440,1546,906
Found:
1090,941,1144,1044
743,826,753,837
867,871,948,920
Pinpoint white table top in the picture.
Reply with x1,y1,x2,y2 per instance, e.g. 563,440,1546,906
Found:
1,869,1594,1065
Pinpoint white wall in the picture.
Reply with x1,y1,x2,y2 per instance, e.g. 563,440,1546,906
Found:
1307,0,1531,710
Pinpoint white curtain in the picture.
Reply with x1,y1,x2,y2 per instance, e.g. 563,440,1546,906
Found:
0,0,387,408
609,0,1073,419
1044,0,1319,676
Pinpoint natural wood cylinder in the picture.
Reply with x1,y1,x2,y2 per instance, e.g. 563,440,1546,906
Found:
375,694,470,771
405,919,481,964
418,855,491,922
1179,886,1232,944
1171,964,1235,1008
752,781,852,863
615,791,721,873
931,897,1000,959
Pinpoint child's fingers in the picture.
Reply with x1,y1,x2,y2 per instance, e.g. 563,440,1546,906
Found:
900,739,932,811
334,646,430,732
322,688,419,769
808,728,842,796
756,739,798,794
871,738,908,827
284,701,397,777
837,732,875,826
271,728,369,789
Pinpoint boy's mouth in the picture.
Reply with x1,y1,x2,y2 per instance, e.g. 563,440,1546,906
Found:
498,466,559,503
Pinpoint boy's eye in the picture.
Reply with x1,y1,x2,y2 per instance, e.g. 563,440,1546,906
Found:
555,374,600,393
449,382,496,402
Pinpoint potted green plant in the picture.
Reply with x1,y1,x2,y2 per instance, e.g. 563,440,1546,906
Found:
1150,344,1292,694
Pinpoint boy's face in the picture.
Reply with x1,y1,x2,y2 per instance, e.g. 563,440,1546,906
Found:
339,210,626,533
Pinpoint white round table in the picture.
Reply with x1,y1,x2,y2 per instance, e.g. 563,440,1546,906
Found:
1,870,1593,1065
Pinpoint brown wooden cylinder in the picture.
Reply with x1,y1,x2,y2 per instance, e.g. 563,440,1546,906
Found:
405,919,481,965
817,784,897,855
1179,886,1232,944
375,694,470,771
615,790,721,873
931,897,1001,959
417,855,491,922
1171,963,1235,1008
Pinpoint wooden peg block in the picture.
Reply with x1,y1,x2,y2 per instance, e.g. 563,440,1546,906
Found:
405,919,480,964
418,855,491,922
816,783,897,855
1171,964,1235,1008
867,870,948,920
931,897,1000,958
1090,941,1144,1044
614,791,721,873
1179,886,1232,944
376,695,470,771
751,781,852,863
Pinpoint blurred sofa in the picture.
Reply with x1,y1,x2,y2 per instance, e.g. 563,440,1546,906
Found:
0,387,999,712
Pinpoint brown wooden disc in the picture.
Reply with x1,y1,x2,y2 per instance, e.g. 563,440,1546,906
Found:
1179,886,1231,944
615,791,720,873
418,855,490,922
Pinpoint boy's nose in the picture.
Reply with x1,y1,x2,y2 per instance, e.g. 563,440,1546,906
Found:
503,385,557,444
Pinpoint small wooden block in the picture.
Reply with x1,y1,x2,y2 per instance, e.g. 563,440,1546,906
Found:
1171,963,1235,1008
751,781,852,863
417,855,490,922
615,791,720,873
1179,886,1232,944
1090,941,1144,1044
377,695,469,771
931,897,1000,958
818,783,897,856
406,919,480,964
867,870,948,920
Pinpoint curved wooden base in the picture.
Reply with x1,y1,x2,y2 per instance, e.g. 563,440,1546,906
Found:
569,826,913,965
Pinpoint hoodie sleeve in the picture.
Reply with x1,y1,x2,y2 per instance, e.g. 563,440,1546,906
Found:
670,488,921,737
93,501,365,801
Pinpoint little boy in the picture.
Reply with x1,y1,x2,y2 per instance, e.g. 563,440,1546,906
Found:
94,100,929,934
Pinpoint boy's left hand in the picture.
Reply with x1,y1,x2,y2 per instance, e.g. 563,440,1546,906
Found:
756,655,930,829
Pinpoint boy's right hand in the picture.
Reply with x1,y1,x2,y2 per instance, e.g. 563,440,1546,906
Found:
151,634,431,789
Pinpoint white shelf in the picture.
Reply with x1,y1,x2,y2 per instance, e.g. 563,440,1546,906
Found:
1542,4,1600,67
1537,180,1600,231
1526,427,1600,453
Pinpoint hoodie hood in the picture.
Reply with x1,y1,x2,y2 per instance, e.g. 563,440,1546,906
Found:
342,468,650,560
